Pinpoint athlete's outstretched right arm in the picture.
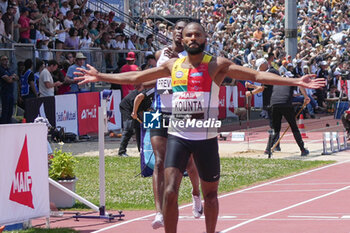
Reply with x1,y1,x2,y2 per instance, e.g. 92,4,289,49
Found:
74,62,172,85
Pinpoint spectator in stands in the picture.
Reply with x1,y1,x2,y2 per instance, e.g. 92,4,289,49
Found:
39,59,62,97
64,27,80,50
65,52,88,93
79,27,93,64
127,33,137,50
88,20,99,45
0,11,5,42
144,34,156,52
120,51,139,97
63,10,74,29
54,12,68,61
56,60,71,95
2,4,16,40
136,37,146,50
18,7,42,43
60,0,70,16
65,52,75,65
0,0,7,15
113,33,125,50
0,55,18,124
140,53,156,70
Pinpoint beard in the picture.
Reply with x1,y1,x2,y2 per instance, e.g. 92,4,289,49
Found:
183,42,205,55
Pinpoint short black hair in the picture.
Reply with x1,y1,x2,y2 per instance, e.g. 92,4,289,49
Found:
145,54,156,60
47,59,58,67
175,19,190,26
183,22,206,34
24,58,33,70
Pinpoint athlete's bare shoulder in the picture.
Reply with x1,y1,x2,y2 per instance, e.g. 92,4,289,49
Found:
208,56,234,80
160,57,177,71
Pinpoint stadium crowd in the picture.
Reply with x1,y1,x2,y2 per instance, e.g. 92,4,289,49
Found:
0,0,350,122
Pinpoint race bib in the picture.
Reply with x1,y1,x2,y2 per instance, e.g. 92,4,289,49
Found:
172,92,205,119
157,77,172,94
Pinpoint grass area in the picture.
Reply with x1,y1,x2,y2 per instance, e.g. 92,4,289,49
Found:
71,156,333,210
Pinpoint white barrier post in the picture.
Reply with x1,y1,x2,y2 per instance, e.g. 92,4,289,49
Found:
322,132,330,155
344,130,348,150
335,132,341,152
73,90,124,221
330,132,335,153
98,98,107,215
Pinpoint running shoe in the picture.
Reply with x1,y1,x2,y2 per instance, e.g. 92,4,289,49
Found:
192,195,203,218
151,212,164,229
301,149,309,156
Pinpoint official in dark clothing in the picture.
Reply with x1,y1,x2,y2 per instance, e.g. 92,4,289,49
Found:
265,71,310,157
315,61,329,108
0,55,18,124
118,88,155,157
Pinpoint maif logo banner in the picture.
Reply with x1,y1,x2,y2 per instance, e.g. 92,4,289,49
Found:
102,90,122,131
0,124,49,225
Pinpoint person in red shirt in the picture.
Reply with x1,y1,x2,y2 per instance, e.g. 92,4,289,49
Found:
120,51,139,97
18,8,42,43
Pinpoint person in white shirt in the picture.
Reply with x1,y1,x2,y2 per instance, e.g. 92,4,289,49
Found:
63,11,74,30
115,33,125,50
39,60,62,96
60,0,70,16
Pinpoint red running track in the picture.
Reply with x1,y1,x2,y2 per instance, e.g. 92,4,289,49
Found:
34,152,350,233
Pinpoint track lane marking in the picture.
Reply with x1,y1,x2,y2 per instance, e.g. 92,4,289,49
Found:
221,186,350,232
93,160,350,233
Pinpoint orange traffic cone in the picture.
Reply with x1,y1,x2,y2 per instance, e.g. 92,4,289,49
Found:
22,118,26,123
298,114,308,138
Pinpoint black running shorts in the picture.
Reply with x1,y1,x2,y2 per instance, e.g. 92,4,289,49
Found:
150,114,170,138
165,134,220,182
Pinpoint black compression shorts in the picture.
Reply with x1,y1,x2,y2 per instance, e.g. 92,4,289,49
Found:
165,134,220,182
150,114,170,138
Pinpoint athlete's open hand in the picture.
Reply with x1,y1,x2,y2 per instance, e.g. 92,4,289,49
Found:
299,74,326,89
164,47,178,58
74,64,100,85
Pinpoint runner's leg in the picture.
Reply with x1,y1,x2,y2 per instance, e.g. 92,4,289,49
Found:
150,135,167,213
201,179,219,233
163,167,184,233
186,155,200,196
163,135,191,233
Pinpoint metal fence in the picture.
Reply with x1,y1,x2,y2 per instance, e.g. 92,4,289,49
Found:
1,44,150,73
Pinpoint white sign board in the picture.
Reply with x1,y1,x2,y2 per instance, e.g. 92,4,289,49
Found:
55,94,78,135
106,90,122,131
0,124,50,225
231,132,245,141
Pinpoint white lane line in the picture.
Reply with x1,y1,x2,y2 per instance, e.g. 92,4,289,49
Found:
220,185,350,232
272,182,350,186
243,189,339,193
218,160,350,200
289,215,339,219
93,160,350,233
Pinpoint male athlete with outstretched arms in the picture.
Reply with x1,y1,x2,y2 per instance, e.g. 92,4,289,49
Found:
75,22,325,233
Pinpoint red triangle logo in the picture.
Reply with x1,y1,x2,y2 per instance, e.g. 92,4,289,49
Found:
109,96,116,124
228,90,235,114
9,135,34,209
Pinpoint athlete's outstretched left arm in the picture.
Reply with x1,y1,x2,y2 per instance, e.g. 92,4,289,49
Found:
218,58,326,89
